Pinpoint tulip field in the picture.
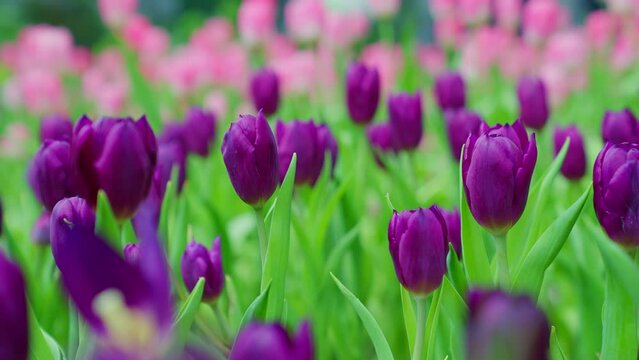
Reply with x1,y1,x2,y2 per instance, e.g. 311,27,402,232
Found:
3,0,639,359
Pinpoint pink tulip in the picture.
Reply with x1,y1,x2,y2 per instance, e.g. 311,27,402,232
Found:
369,0,401,18
122,15,169,58
586,11,620,51
271,51,318,94
523,0,568,44
499,41,536,80
611,32,637,71
361,42,403,93
190,18,234,52
459,0,490,25
18,70,66,114
539,64,570,105
435,17,465,48
71,47,92,73
428,0,457,19
323,10,369,49
16,25,74,73
238,0,276,45
161,47,211,96
459,26,515,79
0,123,30,159
203,91,228,120
82,49,129,115
210,44,249,91
417,45,447,76
543,30,589,72
264,34,297,61
285,0,325,43
494,0,522,30
98,0,137,29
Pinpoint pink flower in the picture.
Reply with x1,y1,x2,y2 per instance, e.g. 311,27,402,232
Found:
499,41,536,79
323,10,369,49
543,30,589,72
190,18,234,52
285,0,325,43
0,123,30,159
417,45,447,76
586,11,620,51
160,47,211,96
98,0,137,29
16,25,74,73
429,0,457,19
210,44,249,91
82,49,129,115
361,42,403,93
238,0,276,45
122,15,169,58
270,51,317,94
18,70,66,114
434,17,465,48
203,91,228,120
71,47,92,73
523,0,568,44
605,0,638,13
494,0,522,30
611,32,637,71
459,26,515,79
368,0,400,18
459,0,490,25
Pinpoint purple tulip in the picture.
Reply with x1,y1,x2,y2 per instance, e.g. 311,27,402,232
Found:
31,211,51,245
593,142,639,245
553,125,586,180
517,77,549,130
467,289,549,360
230,321,314,360
462,120,537,234
0,250,28,360
182,107,216,157
388,206,448,295
434,71,466,111
74,115,157,219
275,120,338,185
440,208,461,258
367,123,399,166
601,108,639,145
346,62,380,124
388,92,423,150
40,114,73,142
444,109,487,161
123,243,140,265
250,68,280,116
181,238,224,301
221,112,279,208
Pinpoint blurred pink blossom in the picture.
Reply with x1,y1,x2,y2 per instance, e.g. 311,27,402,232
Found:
16,25,74,73
417,45,447,76
190,18,234,52
71,48,92,73
523,0,568,44
17,70,66,114
459,26,514,79
285,0,325,43
434,17,465,48
459,0,490,25
0,123,30,159
160,47,211,96
203,91,228,119
499,40,536,79
238,0,276,45
605,0,638,13
98,0,137,28
271,51,318,94
361,42,403,93
539,64,570,105
586,11,620,51
210,44,249,91
82,49,129,115
316,45,337,93
611,32,637,71
493,0,522,30
543,30,589,72
122,15,169,58
428,0,457,19
264,34,298,61
369,0,400,18
323,10,369,49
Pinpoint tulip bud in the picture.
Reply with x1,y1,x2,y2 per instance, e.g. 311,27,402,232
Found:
275,120,338,185
250,68,280,116
434,71,466,111
388,206,448,295
388,92,423,150
221,112,279,208
123,243,139,265
444,109,487,161
517,77,549,130
182,107,216,157
594,142,639,245
440,208,461,258
230,321,314,360
40,114,72,142
601,108,639,145
462,120,537,234
181,238,224,301
466,289,550,360
367,123,399,166
74,115,157,219
346,62,380,124
0,250,28,360
553,125,586,180
32,211,51,245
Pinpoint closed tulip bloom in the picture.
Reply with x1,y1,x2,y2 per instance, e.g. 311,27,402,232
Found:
74,115,157,219
31,211,51,245
517,77,549,130
388,92,423,150
367,123,399,166
40,114,72,142
444,109,487,161
346,62,380,124
601,108,639,144
553,125,586,180
434,71,466,111
230,321,314,360
0,250,28,360
182,107,216,157
467,289,549,360
221,112,279,208
123,243,139,265
440,208,461,258
593,143,639,245
462,120,537,234
388,206,448,295
181,238,224,301
250,68,280,116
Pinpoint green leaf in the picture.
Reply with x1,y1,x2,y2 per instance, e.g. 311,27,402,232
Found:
158,179,176,245
551,327,568,360
511,185,591,298
424,289,442,360
168,195,188,274
261,154,297,321
331,273,394,360
95,191,120,249
120,219,137,246
28,304,60,360
446,244,467,296
400,286,416,356
239,280,271,331
313,171,354,251
323,225,360,275
601,274,637,359
172,277,205,355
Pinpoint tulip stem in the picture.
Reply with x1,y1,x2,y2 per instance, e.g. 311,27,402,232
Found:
412,296,427,360
494,232,510,289
255,207,268,266
213,303,231,341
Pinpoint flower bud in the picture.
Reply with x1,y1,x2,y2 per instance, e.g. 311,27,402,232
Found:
181,238,224,301
388,206,448,295
32,211,51,245
221,112,279,207
123,243,139,265
462,120,537,234
434,71,466,111
367,123,399,166
182,107,216,157
553,125,586,180
388,92,423,150
440,207,461,258
444,109,487,160
230,321,314,360
0,250,28,360
517,77,549,130
40,114,72,142
467,289,549,360
250,68,280,116
601,108,639,145
346,62,380,124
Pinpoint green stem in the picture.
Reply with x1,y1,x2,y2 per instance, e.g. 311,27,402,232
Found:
213,303,231,341
601,273,637,359
412,296,427,360
255,207,268,267
494,232,510,289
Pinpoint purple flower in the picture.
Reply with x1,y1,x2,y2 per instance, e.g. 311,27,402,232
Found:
221,112,279,208
250,68,280,116
182,107,217,157
467,289,549,360
123,243,140,265
230,321,314,360
74,115,157,219
181,238,224,302
440,208,461,258
517,77,549,130
388,92,423,150
553,125,586,180
0,250,28,360
40,114,73,142
444,109,487,161
388,206,448,295
31,211,51,245
434,71,466,111
462,120,537,234
593,142,639,245
601,108,639,145
346,62,380,124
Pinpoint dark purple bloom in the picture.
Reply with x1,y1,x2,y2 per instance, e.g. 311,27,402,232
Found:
388,92,423,150
444,109,487,161
0,250,28,360
250,68,280,116
517,77,550,130
230,321,314,360
367,122,399,157
440,208,461,258
275,120,338,185
40,114,73,143
123,243,140,265
467,289,549,360
221,112,279,208
601,108,639,145
593,143,639,245
434,71,466,111
462,120,537,234
181,238,224,301
553,125,586,180
31,211,51,245
74,115,157,219
388,206,448,295
182,107,216,157
346,62,380,124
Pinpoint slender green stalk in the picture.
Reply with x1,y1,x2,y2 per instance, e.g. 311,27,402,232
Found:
412,296,427,360
67,303,78,360
254,207,268,266
494,232,510,289
213,303,231,341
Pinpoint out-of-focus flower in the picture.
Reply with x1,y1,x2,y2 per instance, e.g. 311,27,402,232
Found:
601,108,639,145
203,91,228,120
210,44,250,92
250,68,280,116
230,321,314,360
181,107,216,157
98,0,137,29
367,123,399,165
494,0,522,30
0,249,28,360
264,34,297,62
499,40,535,80
388,92,423,150
181,238,224,301
434,71,466,111
459,0,490,25
13,70,66,115
323,10,369,49
32,211,51,245
517,77,550,130
82,49,129,115
417,45,447,77
459,26,515,80
368,0,400,18
444,109,487,161
189,18,234,52
361,43,403,94
285,0,325,43
605,0,637,13
611,31,637,72
123,243,140,265
553,125,586,180
346,62,380,124
122,15,169,58
238,0,276,46
523,0,568,44
15,25,74,73
429,0,457,19
0,123,30,158
271,51,318,95
160,47,211,96
40,115,73,143
434,18,465,49
440,207,461,258
586,11,620,52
